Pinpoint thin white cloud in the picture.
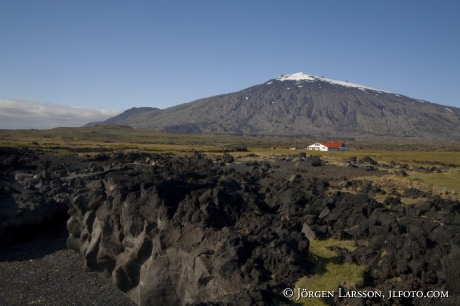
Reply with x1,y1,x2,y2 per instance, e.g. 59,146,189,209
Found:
0,99,122,129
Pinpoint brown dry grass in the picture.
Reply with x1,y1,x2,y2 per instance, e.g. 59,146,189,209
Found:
353,171,460,202
307,148,460,201
306,150,460,167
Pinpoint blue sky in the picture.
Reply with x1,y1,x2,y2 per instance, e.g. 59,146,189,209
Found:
1,0,459,128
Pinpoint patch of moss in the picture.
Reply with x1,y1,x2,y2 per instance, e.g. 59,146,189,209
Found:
293,239,367,306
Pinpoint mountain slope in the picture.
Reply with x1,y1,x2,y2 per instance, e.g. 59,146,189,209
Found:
92,73,460,138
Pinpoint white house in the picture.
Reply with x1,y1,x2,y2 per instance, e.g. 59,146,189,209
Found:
307,142,347,151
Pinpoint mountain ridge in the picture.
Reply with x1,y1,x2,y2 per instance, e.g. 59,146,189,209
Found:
87,73,460,139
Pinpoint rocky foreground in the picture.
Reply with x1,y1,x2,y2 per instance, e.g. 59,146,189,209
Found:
1,147,460,305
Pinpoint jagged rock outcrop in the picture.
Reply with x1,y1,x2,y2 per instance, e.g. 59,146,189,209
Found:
65,151,460,305
66,152,311,305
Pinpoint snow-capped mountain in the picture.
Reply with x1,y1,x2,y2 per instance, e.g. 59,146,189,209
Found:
88,73,460,139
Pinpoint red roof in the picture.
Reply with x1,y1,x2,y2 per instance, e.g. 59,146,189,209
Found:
320,142,345,148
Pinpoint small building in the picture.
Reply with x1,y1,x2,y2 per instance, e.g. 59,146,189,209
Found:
307,142,347,151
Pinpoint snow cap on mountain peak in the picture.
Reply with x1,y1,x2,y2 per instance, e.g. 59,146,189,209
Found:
276,72,315,81
275,72,387,92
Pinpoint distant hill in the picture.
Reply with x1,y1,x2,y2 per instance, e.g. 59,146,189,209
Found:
88,73,460,139
84,107,161,127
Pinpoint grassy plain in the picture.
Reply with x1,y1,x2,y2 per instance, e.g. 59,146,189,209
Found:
0,125,316,153
2,124,460,153
2,124,459,197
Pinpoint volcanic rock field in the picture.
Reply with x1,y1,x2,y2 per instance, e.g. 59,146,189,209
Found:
1,147,460,305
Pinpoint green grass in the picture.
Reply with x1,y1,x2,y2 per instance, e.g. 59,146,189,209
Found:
409,168,460,195
292,239,367,306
